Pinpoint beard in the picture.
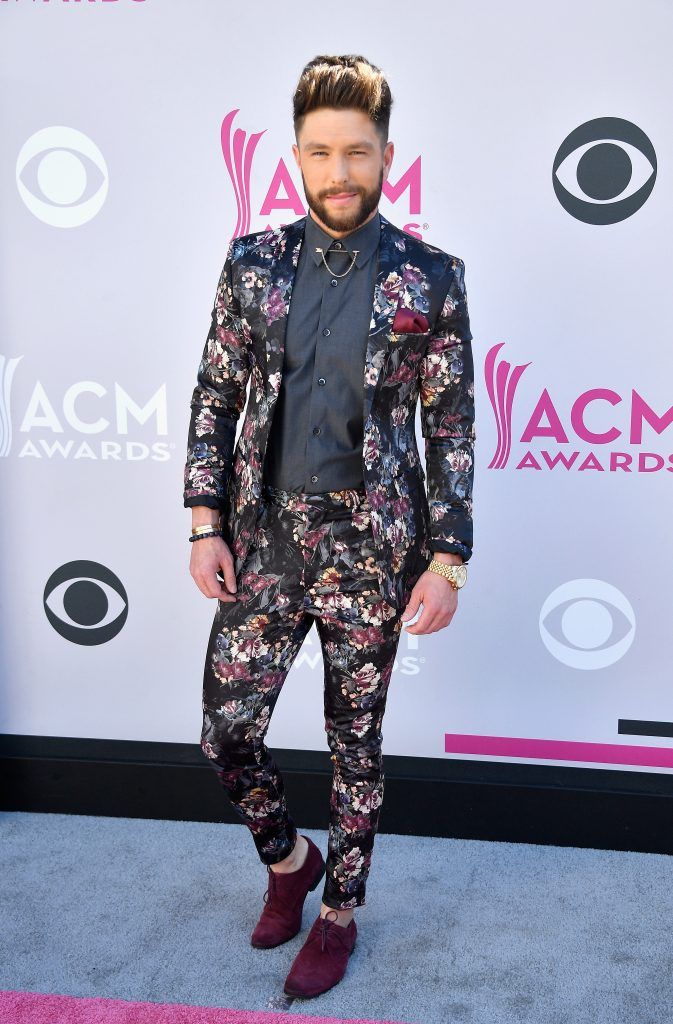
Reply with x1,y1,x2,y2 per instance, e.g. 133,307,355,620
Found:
302,166,384,233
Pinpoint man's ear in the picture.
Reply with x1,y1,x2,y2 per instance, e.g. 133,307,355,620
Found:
382,140,394,184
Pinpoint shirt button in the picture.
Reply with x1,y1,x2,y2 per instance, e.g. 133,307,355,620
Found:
333,241,342,249
311,474,318,483
322,327,331,336
331,279,338,287
318,377,326,385
313,426,321,435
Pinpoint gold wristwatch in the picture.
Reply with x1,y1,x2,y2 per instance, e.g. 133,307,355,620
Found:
426,558,468,590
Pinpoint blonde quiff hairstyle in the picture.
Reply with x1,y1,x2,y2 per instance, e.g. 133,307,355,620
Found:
292,55,393,148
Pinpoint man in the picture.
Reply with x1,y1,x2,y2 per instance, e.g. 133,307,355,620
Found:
183,54,474,998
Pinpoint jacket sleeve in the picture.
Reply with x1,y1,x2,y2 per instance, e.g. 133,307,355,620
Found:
419,256,475,561
183,240,252,510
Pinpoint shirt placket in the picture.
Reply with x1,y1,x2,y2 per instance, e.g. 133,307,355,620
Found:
304,245,352,490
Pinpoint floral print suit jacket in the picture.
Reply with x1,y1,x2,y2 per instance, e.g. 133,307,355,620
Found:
183,213,475,610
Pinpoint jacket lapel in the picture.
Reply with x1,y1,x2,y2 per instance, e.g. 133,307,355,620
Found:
261,218,305,387
362,213,408,424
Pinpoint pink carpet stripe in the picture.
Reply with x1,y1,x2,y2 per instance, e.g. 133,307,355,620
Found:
0,991,409,1024
444,733,673,768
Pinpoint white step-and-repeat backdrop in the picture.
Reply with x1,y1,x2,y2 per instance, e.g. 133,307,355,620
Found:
2,1,671,777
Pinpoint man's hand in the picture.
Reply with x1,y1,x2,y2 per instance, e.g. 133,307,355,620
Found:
189,512,238,601
401,553,462,635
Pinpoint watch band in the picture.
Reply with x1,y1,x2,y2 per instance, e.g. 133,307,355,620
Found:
426,558,467,589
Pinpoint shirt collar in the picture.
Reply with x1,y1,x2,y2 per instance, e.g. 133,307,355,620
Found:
306,209,381,269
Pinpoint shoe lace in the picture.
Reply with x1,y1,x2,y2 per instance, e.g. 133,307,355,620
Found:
262,866,286,919
319,909,346,952
262,867,276,901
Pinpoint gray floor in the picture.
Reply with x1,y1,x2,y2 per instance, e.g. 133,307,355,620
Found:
1,811,672,1024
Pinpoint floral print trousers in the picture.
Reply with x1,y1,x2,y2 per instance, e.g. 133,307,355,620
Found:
200,482,406,909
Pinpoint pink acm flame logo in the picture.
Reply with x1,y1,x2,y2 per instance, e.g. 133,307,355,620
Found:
221,109,267,239
484,342,532,469
220,109,423,240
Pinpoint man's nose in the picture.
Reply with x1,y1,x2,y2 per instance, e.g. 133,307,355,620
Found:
328,156,349,183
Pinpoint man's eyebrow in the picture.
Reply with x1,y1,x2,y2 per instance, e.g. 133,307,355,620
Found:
303,140,375,149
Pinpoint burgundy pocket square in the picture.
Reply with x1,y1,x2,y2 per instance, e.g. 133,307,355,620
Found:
392,307,430,334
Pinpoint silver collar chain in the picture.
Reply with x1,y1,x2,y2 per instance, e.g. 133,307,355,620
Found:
315,246,359,278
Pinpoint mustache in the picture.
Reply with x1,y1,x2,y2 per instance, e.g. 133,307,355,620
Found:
321,188,362,198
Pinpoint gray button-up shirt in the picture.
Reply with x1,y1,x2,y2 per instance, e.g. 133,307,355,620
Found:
262,210,380,493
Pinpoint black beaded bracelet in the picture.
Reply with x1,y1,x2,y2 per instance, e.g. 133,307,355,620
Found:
189,529,222,543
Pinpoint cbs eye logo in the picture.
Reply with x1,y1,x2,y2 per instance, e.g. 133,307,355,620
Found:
552,117,656,224
16,126,109,227
539,578,635,670
44,560,128,645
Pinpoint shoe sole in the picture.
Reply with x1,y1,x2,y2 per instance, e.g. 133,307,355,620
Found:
250,858,326,949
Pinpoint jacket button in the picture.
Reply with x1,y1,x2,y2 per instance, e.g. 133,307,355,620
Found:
322,327,331,336
318,377,326,385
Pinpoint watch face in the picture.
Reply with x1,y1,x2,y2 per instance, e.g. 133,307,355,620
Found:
455,565,468,587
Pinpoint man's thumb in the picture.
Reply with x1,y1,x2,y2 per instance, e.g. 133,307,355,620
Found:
401,594,420,621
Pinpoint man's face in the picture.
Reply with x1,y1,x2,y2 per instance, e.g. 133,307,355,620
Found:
293,107,394,236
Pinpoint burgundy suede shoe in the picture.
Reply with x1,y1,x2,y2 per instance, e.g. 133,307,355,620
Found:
283,909,357,998
250,835,326,949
